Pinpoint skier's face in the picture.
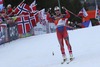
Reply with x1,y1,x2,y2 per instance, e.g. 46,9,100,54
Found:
55,10,61,16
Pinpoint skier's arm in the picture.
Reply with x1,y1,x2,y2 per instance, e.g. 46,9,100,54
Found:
62,6,70,18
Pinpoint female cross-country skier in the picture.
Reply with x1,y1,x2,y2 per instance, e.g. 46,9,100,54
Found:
47,6,74,63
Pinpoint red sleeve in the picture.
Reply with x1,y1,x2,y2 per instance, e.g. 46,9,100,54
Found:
46,13,54,22
62,11,70,20
7,8,13,14
65,10,70,18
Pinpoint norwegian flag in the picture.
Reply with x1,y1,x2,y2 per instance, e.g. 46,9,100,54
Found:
30,0,37,13
78,7,88,17
29,17,36,27
29,13,37,27
14,2,31,16
15,15,33,34
30,11,39,24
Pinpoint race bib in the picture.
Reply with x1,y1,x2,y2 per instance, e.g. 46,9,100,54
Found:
57,19,66,26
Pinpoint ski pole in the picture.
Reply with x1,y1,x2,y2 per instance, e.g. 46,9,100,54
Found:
62,6,82,20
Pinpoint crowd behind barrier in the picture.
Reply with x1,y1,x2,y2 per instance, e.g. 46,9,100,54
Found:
0,17,100,45
1,18,100,45
0,1,100,45
0,20,57,45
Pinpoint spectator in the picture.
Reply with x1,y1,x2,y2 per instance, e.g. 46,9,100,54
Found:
6,4,13,17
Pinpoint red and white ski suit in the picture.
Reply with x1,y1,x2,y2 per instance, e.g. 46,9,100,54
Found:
47,10,73,56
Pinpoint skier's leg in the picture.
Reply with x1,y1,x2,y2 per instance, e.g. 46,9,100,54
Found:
59,38,67,59
65,36,72,54
63,27,73,59
56,31,66,60
65,36,74,60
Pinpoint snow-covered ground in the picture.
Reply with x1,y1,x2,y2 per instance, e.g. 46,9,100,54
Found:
0,25,100,67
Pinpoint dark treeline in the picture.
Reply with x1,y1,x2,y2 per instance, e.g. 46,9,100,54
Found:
3,0,83,22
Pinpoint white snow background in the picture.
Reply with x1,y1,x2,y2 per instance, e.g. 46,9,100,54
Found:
0,25,100,67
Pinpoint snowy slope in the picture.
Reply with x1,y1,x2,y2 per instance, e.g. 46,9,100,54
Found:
0,26,100,67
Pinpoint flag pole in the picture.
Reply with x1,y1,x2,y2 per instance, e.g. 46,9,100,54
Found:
57,0,61,12
95,0,97,5
23,0,25,2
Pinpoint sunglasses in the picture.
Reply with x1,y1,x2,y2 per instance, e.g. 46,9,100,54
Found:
55,10,60,11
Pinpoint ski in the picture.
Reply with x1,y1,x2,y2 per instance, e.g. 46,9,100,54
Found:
61,59,67,64
67,57,75,64
61,57,75,64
